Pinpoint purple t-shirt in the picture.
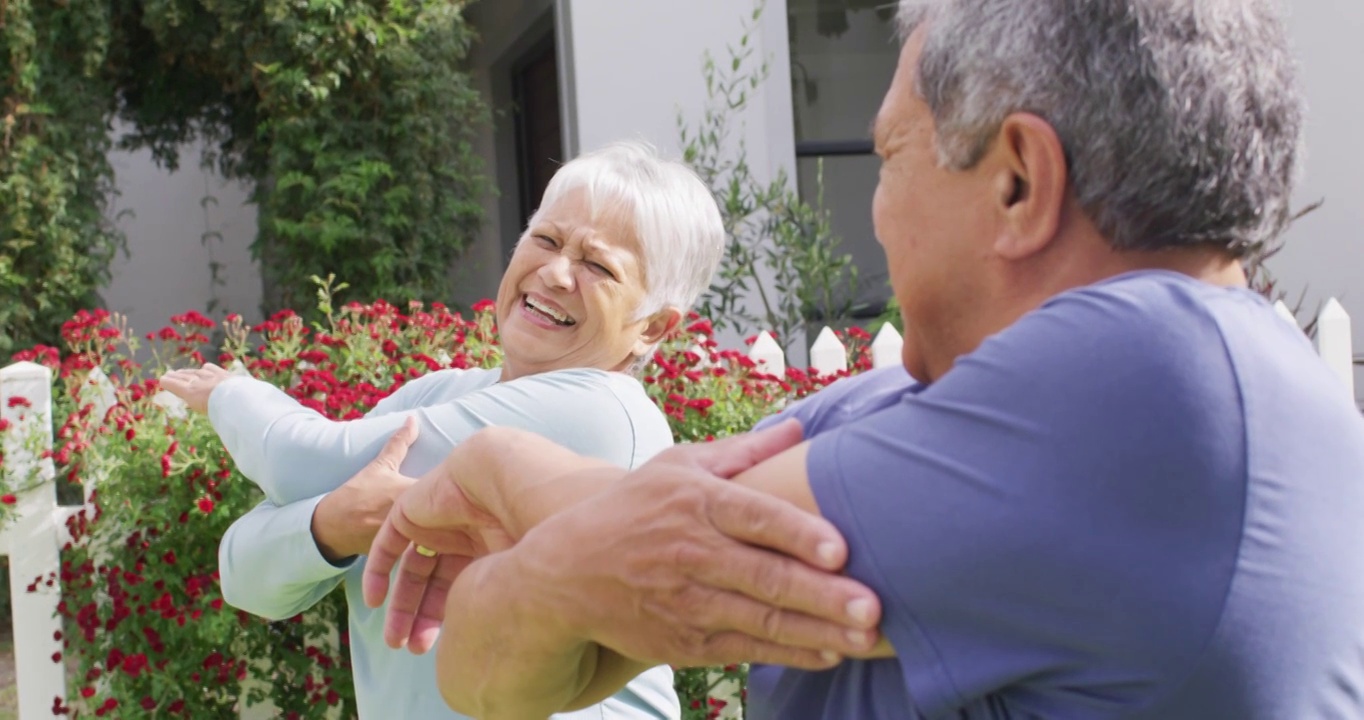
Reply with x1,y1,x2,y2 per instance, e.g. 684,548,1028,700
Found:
750,271,1364,719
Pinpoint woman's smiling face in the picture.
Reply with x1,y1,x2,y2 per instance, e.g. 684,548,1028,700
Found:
495,187,669,381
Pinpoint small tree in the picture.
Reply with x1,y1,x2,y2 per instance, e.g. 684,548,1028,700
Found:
679,0,859,353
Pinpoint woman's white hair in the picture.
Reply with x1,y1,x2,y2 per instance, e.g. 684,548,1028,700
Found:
526,140,725,321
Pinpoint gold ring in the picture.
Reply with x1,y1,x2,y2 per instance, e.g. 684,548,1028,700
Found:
414,544,437,558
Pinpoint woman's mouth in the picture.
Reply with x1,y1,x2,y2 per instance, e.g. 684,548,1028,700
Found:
522,295,576,327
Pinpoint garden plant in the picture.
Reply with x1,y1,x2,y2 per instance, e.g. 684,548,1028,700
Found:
0,285,873,719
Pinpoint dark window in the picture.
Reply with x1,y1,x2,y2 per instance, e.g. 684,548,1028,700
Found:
788,0,900,316
512,37,563,233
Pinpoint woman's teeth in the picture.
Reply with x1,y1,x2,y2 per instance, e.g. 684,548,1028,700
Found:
524,296,575,326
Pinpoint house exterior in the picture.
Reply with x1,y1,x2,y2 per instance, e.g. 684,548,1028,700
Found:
100,0,1362,403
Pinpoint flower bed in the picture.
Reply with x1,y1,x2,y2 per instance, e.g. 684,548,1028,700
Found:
1,296,871,719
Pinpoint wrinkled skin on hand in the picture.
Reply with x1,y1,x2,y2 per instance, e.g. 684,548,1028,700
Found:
159,363,235,413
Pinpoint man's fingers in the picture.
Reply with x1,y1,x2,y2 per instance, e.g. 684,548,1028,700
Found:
679,539,880,635
694,420,804,479
682,587,875,659
688,630,844,672
381,544,442,648
362,520,409,607
377,417,420,470
405,554,471,655
709,481,849,572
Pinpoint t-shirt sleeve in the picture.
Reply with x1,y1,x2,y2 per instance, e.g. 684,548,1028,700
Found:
754,367,918,436
807,286,1246,716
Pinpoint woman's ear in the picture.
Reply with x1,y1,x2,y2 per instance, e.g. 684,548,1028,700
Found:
631,307,683,357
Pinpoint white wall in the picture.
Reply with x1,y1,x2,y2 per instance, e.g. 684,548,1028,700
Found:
562,0,796,193
1273,0,1364,404
101,136,262,341
562,0,798,352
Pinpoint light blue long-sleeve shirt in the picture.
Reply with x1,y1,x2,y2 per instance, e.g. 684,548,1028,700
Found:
213,367,680,719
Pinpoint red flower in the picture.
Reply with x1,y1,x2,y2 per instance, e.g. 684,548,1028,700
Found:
471,299,496,313
121,653,148,677
6,396,30,408
686,319,714,336
196,497,215,514
1,495,15,505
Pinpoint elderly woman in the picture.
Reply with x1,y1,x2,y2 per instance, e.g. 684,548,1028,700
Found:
159,141,725,720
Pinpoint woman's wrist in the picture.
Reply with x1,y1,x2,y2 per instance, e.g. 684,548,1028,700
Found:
310,492,362,563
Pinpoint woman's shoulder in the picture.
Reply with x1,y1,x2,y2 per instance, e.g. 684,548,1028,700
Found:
381,367,500,409
505,367,644,393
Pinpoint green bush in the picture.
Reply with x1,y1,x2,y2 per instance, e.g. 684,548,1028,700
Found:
1,0,489,352
0,0,124,357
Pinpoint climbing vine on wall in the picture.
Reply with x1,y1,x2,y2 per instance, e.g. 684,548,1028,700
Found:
1,0,489,353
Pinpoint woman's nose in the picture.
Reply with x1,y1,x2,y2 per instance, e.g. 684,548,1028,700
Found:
539,255,574,291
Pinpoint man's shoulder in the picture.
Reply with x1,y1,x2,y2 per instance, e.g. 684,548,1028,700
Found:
758,366,918,438
986,270,1271,395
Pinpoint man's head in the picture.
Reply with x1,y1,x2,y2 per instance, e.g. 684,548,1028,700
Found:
877,0,1303,380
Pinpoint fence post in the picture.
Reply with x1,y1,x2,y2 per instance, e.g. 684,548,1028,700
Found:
809,327,847,376
1273,300,1297,326
0,361,65,718
871,324,904,369
749,332,786,377
1315,298,1354,399
81,368,117,502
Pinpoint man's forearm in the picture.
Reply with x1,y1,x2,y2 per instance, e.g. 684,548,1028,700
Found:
457,427,627,540
435,550,615,719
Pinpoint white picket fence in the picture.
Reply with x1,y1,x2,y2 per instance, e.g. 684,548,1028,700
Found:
0,304,1356,718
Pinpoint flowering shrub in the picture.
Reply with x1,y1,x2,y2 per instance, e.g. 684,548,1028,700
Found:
1,292,873,719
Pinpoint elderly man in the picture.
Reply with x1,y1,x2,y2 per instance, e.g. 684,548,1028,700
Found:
364,1,1364,718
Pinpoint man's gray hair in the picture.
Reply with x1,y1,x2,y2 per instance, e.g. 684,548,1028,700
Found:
528,140,724,319
897,0,1304,258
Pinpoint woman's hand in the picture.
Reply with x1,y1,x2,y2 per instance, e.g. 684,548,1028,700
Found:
311,417,423,563
159,363,235,413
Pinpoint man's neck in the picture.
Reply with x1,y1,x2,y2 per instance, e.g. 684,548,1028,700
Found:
920,234,1249,382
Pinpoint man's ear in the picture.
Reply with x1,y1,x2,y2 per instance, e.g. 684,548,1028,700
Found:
632,307,683,357
990,113,1069,260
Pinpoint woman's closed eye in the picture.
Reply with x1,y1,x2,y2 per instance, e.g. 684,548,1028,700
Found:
586,261,617,280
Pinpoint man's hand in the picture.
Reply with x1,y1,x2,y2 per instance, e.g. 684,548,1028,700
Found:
362,437,516,655
159,363,235,413
477,421,882,671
